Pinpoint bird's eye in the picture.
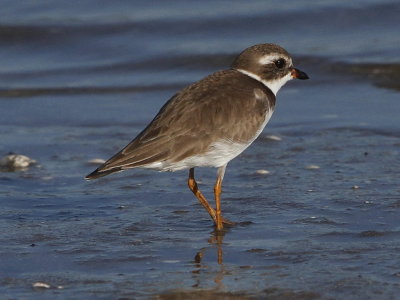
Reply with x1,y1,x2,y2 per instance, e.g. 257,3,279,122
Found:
274,58,286,69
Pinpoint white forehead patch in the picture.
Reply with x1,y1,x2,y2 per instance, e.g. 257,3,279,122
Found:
258,54,292,66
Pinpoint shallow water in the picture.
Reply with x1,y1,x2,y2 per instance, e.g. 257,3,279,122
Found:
1,1,400,299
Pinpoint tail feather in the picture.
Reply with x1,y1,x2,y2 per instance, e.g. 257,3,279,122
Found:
85,133,172,180
85,150,169,180
85,167,122,180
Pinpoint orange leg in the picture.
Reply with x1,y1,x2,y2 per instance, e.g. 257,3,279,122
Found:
188,168,217,223
214,175,223,230
188,167,234,227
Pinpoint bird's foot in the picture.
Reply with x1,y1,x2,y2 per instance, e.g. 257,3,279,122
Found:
212,216,235,231
221,216,236,226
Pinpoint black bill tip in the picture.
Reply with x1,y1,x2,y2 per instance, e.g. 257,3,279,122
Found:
291,68,309,80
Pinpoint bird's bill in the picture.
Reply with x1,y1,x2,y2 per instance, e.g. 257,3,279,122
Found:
291,68,309,80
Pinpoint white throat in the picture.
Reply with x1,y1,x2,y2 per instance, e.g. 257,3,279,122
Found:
236,69,292,96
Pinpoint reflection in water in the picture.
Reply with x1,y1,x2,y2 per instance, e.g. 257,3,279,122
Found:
211,230,225,265
194,229,226,265
192,229,227,290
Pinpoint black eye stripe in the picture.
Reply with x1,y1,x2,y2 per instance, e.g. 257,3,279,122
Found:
274,58,286,69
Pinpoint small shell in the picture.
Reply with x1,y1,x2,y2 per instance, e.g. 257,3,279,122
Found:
0,154,36,171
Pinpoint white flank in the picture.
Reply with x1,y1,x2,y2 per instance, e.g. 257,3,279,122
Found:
144,109,274,172
236,69,292,96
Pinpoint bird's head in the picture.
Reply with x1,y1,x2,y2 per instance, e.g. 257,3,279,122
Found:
232,43,309,95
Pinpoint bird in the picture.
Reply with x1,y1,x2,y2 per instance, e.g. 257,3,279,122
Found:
85,43,309,231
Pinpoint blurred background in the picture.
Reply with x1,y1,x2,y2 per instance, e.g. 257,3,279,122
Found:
1,1,399,299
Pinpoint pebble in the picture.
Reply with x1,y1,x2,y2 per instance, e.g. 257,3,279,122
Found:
87,158,106,165
305,164,320,170
162,260,180,263
32,282,51,289
265,135,282,141
255,169,270,175
0,154,36,171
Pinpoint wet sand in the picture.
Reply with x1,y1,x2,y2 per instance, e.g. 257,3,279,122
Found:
1,1,400,299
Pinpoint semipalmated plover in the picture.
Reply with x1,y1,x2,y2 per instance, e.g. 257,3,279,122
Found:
86,43,309,230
